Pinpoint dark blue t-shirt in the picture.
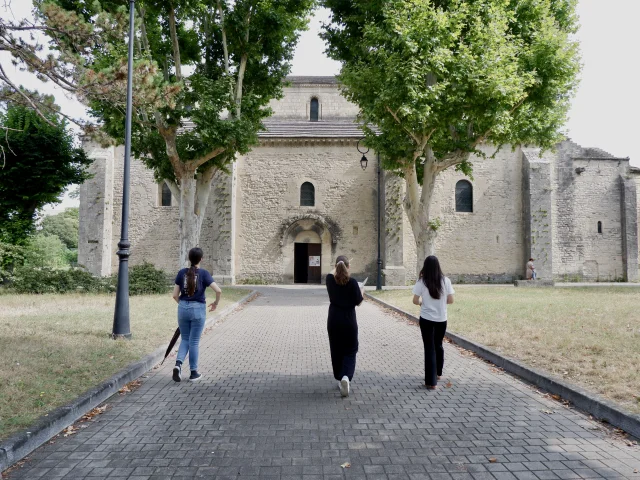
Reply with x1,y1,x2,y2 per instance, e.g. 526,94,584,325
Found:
175,268,215,303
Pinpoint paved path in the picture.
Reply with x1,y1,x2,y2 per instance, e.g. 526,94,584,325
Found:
6,287,640,480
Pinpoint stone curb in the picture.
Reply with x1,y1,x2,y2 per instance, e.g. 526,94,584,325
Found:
365,293,640,440
0,290,257,473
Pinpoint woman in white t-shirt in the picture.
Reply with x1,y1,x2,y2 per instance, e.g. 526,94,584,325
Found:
412,255,455,389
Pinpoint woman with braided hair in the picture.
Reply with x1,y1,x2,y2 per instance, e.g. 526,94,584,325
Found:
326,255,364,397
171,247,222,382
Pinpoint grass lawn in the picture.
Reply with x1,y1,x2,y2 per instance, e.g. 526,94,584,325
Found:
0,287,249,441
370,286,640,415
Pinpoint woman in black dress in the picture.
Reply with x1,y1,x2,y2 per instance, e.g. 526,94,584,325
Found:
326,255,364,397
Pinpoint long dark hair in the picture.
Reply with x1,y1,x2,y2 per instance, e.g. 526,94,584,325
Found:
186,247,204,296
420,255,444,300
334,255,350,286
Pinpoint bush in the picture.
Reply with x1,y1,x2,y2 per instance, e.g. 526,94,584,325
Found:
10,262,169,295
24,234,69,268
127,262,171,295
39,208,79,249
0,242,26,283
12,267,115,294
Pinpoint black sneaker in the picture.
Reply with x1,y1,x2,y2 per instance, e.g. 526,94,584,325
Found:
189,371,202,382
172,364,182,382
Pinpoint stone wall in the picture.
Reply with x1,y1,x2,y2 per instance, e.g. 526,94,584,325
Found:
79,143,234,279
522,148,555,280
551,142,629,281
200,167,236,284
109,146,180,274
268,83,359,120
402,145,526,284
234,140,378,284
78,142,114,276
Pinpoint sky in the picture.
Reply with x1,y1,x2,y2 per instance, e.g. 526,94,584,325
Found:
2,1,639,214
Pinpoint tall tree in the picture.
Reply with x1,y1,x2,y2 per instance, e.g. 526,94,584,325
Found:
40,207,79,249
323,0,581,272
0,104,91,244
2,0,315,265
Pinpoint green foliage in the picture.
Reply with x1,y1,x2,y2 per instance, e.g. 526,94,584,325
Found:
39,0,315,184
0,242,26,283
12,267,115,294
11,262,169,295
128,262,171,295
428,218,442,231
40,208,79,249
322,0,581,174
0,105,92,244
23,234,69,269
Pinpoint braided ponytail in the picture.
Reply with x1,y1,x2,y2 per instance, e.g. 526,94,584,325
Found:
185,247,204,296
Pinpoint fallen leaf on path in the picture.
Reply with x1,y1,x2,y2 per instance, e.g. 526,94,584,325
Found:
445,382,452,388
541,410,554,414
340,462,351,469
62,426,78,437
551,394,561,401
81,405,108,421
118,380,142,395
489,458,497,463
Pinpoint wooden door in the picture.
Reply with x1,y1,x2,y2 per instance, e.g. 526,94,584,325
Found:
307,244,321,284
294,243,308,283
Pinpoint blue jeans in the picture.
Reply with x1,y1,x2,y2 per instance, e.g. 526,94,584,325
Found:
177,300,206,372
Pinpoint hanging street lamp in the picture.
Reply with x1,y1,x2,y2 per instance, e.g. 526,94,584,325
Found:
357,138,383,291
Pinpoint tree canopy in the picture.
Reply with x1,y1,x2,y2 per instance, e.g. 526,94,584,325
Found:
0,0,315,263
0,104,92,244
322,0,581,265
40,207,79,249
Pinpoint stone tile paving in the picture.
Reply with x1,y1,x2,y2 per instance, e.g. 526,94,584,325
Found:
4,286,640,480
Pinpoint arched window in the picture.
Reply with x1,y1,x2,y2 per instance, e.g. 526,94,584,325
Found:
597,221,602,234
310,98,319,122
455,180,473,212
161,182,172,207
300,182,315,206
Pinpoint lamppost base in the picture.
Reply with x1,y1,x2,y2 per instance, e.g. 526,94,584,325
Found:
111,333,132,340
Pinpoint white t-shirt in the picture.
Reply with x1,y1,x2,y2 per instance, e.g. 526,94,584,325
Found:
412,277,455,322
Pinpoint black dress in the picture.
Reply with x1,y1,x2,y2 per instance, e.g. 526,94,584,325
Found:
326,274,363,381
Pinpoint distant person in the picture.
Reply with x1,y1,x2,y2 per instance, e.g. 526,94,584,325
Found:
526,258,536,280
326,255,364,397
412,255,454,389
171,247,222,382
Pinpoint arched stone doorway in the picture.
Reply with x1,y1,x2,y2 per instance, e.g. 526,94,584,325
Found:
280,215,337,284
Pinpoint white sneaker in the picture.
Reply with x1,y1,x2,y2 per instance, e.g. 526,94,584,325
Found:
340,376,350,397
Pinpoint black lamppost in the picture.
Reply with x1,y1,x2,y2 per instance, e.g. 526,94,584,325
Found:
357,139,382,291
112,0,136,338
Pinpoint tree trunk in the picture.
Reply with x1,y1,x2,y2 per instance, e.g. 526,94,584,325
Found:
403,148,440,277
177,167,219,267
178,173,200,267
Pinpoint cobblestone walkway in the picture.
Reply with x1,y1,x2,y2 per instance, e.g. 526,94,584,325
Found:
6,286,640,480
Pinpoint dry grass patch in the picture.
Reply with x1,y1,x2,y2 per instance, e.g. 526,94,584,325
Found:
0,288,249,441
371,286,640,414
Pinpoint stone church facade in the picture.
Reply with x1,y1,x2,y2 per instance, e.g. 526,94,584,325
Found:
78,76,640,285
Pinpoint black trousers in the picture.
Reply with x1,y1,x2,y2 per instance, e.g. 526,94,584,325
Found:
419,318,447,386
327,312,358,381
